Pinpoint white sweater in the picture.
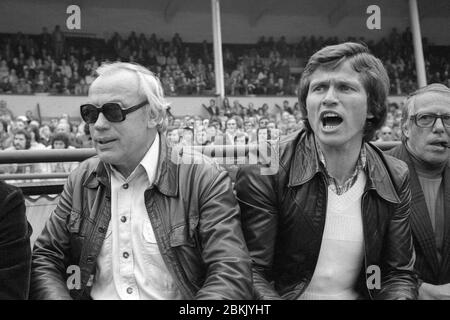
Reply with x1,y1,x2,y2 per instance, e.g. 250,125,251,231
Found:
299,171,366,300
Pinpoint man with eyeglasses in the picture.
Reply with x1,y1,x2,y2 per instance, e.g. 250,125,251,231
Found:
31,62,252,300
387,83,450,299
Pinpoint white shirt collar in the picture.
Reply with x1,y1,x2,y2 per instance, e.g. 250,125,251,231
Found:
140,132,160,185
108,132,160,186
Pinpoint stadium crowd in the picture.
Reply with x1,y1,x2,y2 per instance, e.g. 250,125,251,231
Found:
0,26,449,97
0,94,403,175
0,26,443,175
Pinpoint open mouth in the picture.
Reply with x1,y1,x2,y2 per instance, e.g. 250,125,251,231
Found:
321,112,343,129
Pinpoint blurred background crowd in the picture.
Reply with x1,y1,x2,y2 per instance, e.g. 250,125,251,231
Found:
0,25,445,175
0,94,402,175
0,26,449,97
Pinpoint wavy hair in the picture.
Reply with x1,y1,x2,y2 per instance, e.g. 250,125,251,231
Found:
298,42,389,141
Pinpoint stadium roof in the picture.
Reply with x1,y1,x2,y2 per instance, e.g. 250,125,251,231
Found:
16,0,450,24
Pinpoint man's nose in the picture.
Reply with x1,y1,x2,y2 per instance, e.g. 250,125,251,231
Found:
322,86,338,106
432,117,446,133
93,112,110,130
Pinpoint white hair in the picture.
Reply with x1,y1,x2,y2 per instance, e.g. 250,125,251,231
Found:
95,62,169,132
401,83,450,142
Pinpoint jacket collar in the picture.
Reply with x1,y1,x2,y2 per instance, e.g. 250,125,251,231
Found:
288,132,401,204
84,134,179,197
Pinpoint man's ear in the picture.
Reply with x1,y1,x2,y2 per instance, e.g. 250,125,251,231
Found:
401,122,410,139
145,106,158,128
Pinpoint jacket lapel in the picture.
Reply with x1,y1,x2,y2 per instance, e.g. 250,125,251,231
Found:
396,145,440,276
438,164,450,279
409,168,441,276
288,132,326,236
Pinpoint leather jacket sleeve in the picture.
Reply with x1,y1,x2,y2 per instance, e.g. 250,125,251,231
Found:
375,167,419,300
0,183,32,300
195,169,253,299
235,164,282,300
30,172,75,300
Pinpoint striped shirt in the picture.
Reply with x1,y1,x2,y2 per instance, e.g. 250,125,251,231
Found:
316,142,367,196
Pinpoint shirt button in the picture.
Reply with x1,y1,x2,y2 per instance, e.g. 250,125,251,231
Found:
123,183,129,189
123,251,129,259
120,216,127,223
126,287,133,294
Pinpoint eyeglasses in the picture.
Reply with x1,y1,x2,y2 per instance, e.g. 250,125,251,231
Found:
410,113,450,128
80,101,147,124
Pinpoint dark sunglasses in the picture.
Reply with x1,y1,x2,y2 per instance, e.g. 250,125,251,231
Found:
410,113,450,128
80,101,148,124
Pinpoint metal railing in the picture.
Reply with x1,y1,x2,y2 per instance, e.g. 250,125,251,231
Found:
0,141,400,195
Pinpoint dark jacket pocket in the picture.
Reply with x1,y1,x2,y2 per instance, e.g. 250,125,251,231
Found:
169,223,196,247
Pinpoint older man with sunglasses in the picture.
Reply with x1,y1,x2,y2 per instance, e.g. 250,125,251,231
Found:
30,62,252,300
387,83,450,299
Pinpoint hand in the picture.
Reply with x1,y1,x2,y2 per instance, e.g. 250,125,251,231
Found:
419,282,450,300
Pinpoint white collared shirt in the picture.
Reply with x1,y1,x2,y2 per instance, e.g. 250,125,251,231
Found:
90,133,183,300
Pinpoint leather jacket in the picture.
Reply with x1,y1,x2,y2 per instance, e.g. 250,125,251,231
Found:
235,130,418,300
0,181,32,299
31,134,252,300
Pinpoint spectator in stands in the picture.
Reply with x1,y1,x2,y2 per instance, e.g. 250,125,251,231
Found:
376,125,394,142
267,121,277,131
1,28,448,96
258,116,269,129
15,78,32,94
31,62,252,300
2,129,42,174
0,180,32,299
0,119,12,149
217,117,239,145
0,76,12,93
166,126,180,148
0,100,14,123
14,116,28,131
52,25,65,59
38,124,52,146
76,122,93,148
40,27,51,50
55,121,80,148
235,42,417,300
387,84,450,300
205,124,220,145
179,126,194,146
27,125,46,150
202,98,218,117
7,130,31,152
194,125,211,146
33,70,50,93
45,132,78,173
234,132,249,146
